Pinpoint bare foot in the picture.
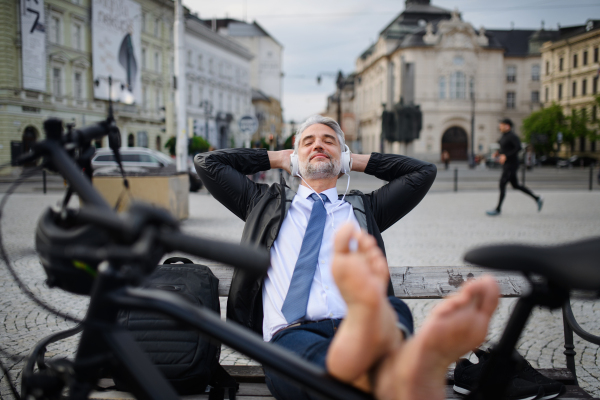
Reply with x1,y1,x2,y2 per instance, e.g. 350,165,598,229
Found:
326,224,402,388
374,275,500,400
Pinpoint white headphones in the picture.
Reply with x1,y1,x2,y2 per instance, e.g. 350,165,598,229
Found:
290,144,352,177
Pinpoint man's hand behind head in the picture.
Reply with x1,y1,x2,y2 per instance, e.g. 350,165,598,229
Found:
268,149,294,174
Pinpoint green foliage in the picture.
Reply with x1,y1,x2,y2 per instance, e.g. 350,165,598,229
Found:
283,134,295,149
189,136,210,155
165,136,176,156
164,135,211,157
568,108,594,143
523,103,569,154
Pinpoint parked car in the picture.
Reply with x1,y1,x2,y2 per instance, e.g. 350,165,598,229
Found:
568,155,598,168
538,155,569,168
91,147,203,192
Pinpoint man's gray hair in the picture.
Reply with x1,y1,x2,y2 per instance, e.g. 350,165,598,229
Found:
294,115,345,152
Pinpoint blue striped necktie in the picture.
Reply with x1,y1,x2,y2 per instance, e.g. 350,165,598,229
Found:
281,193,329,324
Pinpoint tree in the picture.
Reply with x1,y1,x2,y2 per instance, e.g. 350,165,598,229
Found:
523,103,569,155
164,136,210,157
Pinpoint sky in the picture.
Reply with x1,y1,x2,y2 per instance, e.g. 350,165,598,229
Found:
184,0,600,123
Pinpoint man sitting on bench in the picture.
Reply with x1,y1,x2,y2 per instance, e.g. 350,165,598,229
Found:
195,114,460,399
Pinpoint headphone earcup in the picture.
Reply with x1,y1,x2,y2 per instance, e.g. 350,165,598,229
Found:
340,145,352,174
290,153,300,177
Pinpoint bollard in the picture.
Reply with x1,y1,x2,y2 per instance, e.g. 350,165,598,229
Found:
454,168,458,192
590,164,594,191
43,170,46,194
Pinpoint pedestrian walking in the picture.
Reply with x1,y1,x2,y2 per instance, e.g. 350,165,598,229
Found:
486,118,543,216
442,150,450,170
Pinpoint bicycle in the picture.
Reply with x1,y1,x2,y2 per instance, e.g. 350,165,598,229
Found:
1,112,599,400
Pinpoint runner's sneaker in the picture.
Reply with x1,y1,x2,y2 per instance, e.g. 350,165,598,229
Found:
453,357,543,400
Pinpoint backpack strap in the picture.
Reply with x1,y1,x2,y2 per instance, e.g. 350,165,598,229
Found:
162,257,194,265
208,364,238,400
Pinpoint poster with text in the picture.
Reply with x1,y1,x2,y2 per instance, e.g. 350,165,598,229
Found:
21,0,46,92
92,0,141,104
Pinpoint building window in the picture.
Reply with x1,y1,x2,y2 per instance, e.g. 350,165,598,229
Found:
128,133,135,147
142,13,147,33
469,77,475,99
187,84,193,105
218,92,223,111
531,91,539,103
506,91,515,109
137,131,148,148
545,87,549,102
531,64,540,81
155,88,161,110
595,47,599,63
142,48,147,69
506,66,516,82
156,136,162,151
582,79,587,96
142,86,147,107
438,76,446,99
74,72,83,100
583,51,588,65
198,86,203,105
545,61,549,75
52,67,62,97
558,83,563,100
50,15,62,44
594,77,599,94
572,81,577,97
154,51,160,72
72,22,82,50
449,71,465,99
187,50,192,67
198,55,203,70
209,59,213,74
559,57,564,71
154,18,160,37
573,54,578,68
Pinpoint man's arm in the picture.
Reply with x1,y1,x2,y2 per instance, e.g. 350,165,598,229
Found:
194,148,271,221
499,134,521,158
364,153,437,233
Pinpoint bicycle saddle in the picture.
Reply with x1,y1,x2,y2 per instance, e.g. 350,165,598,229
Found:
464,237,600,291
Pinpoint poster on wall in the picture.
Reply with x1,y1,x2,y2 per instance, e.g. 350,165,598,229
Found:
92,0,141,104
21,0,46,92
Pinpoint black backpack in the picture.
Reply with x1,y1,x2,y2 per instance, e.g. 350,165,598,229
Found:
116,257,238,399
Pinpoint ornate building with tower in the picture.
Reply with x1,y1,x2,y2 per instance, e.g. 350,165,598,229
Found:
351,0,555,162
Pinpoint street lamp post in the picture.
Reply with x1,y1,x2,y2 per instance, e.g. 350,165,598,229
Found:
469,78,476,168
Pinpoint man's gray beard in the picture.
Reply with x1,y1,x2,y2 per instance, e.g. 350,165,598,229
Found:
299,157,341,179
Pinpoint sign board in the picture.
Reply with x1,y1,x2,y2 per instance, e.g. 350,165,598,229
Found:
239,115,258,136
92,0,142,104
21,0,46,92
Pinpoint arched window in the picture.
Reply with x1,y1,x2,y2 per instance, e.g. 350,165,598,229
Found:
450,71,466,99
127,133,135,147
156,135,162,151
439,76,446,99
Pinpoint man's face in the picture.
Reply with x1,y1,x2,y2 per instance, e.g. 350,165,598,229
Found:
499,123,511,133
297,124,342,179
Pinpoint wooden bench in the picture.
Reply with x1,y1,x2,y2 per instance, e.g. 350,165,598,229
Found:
90,265,597,400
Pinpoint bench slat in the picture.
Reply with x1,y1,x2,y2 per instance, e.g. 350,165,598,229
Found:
204,264,530,298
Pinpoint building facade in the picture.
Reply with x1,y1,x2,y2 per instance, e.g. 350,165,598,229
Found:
541,20,600,155
321,73,358,151
207,19,284,145
0,0,176,174
353,0,553,162
184,14,253,149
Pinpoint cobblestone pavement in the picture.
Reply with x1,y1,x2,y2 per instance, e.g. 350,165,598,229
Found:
1,180,600,397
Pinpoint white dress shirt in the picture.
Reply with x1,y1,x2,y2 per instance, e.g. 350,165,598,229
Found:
262,185,360,342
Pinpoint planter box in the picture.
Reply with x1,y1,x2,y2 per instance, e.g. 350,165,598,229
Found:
93,173,189,220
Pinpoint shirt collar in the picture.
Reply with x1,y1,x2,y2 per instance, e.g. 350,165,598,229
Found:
297,184,339,203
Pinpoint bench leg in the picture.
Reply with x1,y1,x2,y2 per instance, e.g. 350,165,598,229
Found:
562,303,579,385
